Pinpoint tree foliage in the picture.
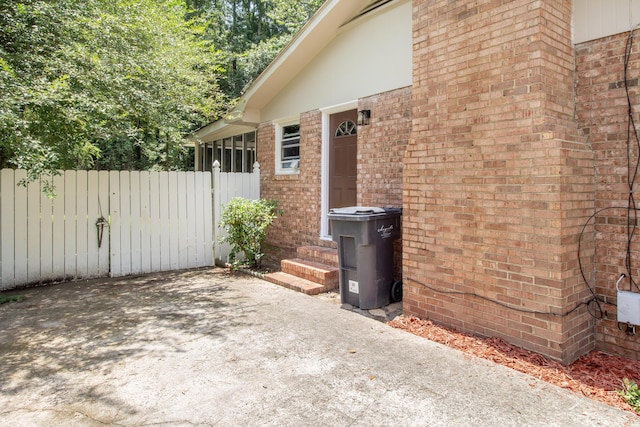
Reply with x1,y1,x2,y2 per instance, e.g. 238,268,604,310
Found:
0,0,324,184
0,0,226,180
187,0,325,97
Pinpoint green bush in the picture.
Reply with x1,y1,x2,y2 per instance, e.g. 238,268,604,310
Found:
619,378,640,413
219,197,280,269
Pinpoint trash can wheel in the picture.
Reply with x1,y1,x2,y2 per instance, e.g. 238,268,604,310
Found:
390,280,402,303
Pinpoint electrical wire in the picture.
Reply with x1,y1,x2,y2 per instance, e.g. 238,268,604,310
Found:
406,25,640,323
405,276,601,318
577,206,619,319
572,24,640,320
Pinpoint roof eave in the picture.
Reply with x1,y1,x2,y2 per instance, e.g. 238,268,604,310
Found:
239,0,372,113
188,0,380,143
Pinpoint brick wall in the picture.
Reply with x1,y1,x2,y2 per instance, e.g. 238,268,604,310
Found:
258,111,324,267
258,87,411,269
405,0,595,364
359,87,412,278
576,32,640,360
357,87,412,208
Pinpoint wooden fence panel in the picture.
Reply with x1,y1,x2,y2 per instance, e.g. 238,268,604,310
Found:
129,171,142,275
87,171,100,276
64,171,77,279
108,171,121,277
158,172,171,271
98,173,110,273
1,169,214,290
177,172,189,268
194,171,213,268
121,172,133,276
186,173,197,267
168,172,179,270
1,169,15,288
52,173,66,279
76,170,89,278
107,170,214,277
201,172,214,267
39,178,54,282
14,170,28,285
27,174,41,283
86,170,110,277
139,171,152,274
149,171,161,272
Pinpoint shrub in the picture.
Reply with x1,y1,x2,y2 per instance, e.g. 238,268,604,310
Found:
219,197,280,269
619,378,640,413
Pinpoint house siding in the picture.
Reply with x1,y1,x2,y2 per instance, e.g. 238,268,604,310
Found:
260,0,412,123
405,0,595,364
576,32,640,361
573,0,640,45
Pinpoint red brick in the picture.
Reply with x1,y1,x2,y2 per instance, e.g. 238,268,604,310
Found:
404,0,594,365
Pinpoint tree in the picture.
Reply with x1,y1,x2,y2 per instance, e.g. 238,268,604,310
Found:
187,0,325,98
0,0,227,187
0,0,324,189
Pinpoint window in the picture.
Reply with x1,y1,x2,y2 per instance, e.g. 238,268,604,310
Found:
335,120,357,137
234,135,244,172
202,131,257,172
277,122,300,174
244,132,256,171
223,137,233,172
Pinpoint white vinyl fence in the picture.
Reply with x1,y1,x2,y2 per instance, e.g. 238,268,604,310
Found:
212,160,261,266
0,169,213,290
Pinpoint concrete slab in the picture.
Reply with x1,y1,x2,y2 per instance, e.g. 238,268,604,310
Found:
0,268,638,426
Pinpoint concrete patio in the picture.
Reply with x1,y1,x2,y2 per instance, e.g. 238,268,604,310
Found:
0,268,638,426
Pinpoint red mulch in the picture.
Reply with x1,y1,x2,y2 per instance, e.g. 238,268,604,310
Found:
387,315,640,414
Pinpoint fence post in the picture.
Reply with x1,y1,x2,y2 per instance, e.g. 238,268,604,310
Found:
251,161,261,200
212,160,222,266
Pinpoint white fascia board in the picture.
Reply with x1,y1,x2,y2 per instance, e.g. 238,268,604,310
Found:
188,121,256,146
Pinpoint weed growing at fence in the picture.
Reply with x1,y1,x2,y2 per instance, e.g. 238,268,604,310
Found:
619,378,640,413
0,295,25,305
219,197,281,270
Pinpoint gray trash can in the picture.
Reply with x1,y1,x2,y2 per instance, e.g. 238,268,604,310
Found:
328,206,401,309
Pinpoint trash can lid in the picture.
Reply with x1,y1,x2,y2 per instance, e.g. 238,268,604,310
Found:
329,206,387,215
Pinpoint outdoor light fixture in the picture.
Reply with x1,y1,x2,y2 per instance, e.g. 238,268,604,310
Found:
357,109,371,126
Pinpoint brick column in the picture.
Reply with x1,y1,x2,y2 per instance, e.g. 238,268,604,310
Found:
405,0,595,364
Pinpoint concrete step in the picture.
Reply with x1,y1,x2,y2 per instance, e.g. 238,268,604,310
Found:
263,271,327,295
281,258,339,289
296,245,338,268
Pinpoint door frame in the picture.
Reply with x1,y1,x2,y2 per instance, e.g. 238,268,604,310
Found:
320,100,358,240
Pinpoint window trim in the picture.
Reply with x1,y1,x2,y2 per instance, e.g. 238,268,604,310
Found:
275,117,301,175
319,100,358,240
